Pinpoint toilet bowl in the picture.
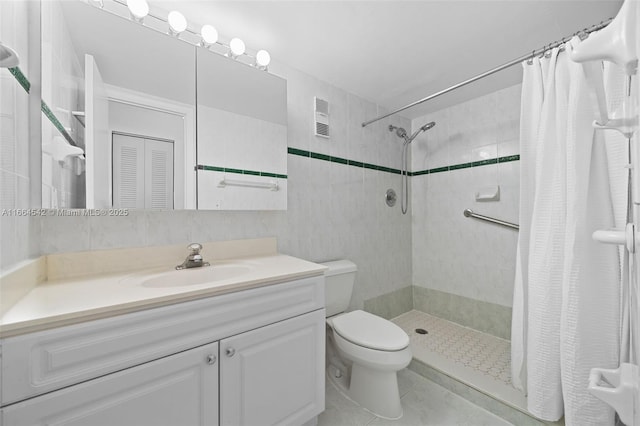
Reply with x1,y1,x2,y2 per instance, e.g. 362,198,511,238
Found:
321,260,412,420
327,310,412,419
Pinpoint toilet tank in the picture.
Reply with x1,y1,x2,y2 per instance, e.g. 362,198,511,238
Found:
321,260,357,317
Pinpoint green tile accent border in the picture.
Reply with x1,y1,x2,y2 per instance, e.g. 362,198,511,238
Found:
413,286,512,340
197,165,287,179
364,286,413,320
8,67,30,93
499,154,520,163
8,66,79,147
41,101,78,147
428,166,449,174
287,147,519,177
287,147,402,175
412,154,520,176
310,152,330,161
287,147,309,157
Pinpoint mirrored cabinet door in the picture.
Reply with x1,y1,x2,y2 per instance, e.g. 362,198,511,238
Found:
195,48,288,210
40,0,196,209
37,0,288,211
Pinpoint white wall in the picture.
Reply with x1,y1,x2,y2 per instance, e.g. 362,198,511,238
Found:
38,61,414,310
0,1,40,272
198,106,287,174
41,0,84,209
411,84,521,308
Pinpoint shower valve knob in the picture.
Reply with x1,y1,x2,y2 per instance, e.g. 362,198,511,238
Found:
385,189,397,207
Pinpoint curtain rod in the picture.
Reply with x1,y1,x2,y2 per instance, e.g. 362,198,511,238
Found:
361,17,613,128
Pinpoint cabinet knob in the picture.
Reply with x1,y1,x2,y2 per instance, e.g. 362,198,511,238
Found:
206,354,217,365
225,347,236,357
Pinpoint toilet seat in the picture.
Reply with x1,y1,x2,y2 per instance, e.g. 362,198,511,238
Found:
331,310,409,351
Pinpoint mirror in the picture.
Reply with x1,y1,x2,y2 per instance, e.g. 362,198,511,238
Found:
41,0,196,209
39,0,287,210
196,49,288,210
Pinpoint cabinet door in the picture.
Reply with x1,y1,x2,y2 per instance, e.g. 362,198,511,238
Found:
2,342,219,426
220,309,325,426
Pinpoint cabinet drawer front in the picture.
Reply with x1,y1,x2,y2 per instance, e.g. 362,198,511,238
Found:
2,342,219,426
2,276,323,405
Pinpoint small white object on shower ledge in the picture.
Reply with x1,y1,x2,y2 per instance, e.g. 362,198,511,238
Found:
475,185,500,202
42,136,84,163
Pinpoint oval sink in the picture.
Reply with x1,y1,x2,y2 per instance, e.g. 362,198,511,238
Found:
140,264,253,288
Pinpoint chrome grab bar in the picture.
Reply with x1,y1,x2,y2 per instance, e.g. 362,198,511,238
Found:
463,209,519,230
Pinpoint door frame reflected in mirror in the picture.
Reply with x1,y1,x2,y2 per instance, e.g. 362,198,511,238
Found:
104,84,196,209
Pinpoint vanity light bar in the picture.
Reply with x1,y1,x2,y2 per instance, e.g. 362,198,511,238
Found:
103,0,271,71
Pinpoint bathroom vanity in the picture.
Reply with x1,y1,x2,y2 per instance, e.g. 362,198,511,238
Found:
0,238,326,425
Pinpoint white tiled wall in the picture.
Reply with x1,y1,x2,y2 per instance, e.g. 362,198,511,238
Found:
41,0,84,208
0,1,39,272
197,171,287,210
38,61,414,310
411,84,521,308
197,106,287,174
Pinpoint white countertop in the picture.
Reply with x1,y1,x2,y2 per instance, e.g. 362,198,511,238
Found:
0,253,326,338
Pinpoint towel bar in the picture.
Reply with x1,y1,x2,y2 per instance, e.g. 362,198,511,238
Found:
218,178,279,191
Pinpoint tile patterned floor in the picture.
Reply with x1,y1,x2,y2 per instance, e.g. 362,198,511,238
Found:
391,310,528,413
317,368,513,426
392,310,512,386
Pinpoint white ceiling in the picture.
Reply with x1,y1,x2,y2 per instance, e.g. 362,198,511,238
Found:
149,0,622,119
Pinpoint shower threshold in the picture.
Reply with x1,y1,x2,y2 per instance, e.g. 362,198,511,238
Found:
392,310,563,426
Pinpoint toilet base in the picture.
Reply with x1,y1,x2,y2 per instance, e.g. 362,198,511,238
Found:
327,363,404,420
349,363,404,419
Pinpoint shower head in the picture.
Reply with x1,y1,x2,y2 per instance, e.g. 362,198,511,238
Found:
390,121,435,144
406,121,436,144
420,122,436,132
388,124,407,139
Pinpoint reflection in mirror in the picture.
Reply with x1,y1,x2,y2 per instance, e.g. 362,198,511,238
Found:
196,49,288,210
40,0,196,209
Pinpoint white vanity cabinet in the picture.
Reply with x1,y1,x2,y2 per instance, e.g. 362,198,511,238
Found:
0,275,325,426
2,342,220,426
220,310,325,426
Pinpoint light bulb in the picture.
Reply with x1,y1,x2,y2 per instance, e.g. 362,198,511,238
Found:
201,25,218,46
229,38,246,57
126,0,149,20
168,11,187,35
256,50,271,68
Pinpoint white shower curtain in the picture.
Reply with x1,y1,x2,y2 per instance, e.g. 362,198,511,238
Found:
512,38,627,425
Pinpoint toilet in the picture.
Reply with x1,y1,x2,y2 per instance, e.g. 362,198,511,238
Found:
322,260,412,420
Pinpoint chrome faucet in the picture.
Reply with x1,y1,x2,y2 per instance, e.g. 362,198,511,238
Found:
176,243,211,270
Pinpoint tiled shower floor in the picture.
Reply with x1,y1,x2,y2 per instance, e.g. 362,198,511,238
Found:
392,310,528,412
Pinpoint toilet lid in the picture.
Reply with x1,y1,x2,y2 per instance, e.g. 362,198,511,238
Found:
332,310,410,351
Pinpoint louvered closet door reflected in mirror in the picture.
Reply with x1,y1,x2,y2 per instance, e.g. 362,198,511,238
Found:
112,133,174,209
